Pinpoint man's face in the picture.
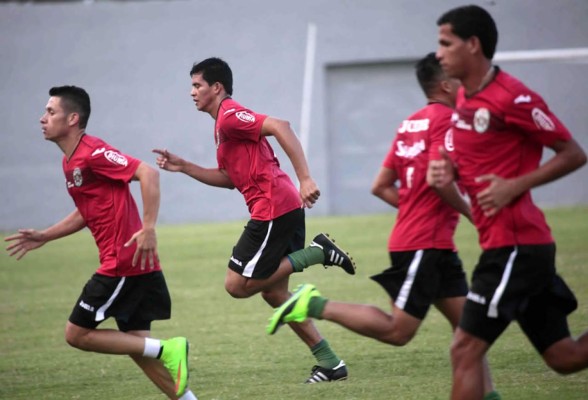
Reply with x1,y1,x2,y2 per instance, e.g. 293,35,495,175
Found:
190,73,216,113
39,96,71,142
436,23,469,80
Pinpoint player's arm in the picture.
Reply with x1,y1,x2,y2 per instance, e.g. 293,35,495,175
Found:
126,162,161,269
152,148,234,189
4,209,86,260
434,183,473,223
261,117,320,208
476,138,586,216
371,166,399,208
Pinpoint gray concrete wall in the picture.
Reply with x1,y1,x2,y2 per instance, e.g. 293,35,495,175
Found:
1,0,587,230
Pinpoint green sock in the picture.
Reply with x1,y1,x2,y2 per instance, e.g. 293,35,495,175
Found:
483,391,501,400
311,339,340,369
308,296,328,319
287,246,324,272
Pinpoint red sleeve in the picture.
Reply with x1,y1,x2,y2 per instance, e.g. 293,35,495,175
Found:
504,93,572,146
88,145,140,182
221,109,267,142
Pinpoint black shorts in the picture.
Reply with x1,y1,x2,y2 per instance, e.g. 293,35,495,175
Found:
68,271,171,332
228,208,305,279
460,244,578,353
370,249,468,319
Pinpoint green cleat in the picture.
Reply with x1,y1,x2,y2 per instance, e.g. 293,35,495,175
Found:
160,337,189,396
266,284,320,335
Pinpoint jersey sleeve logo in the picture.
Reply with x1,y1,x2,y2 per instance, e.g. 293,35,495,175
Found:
532,108,556,131
514,94,532,104
235,111,256,123
473,108,490,133
104,150,128,166
398,118,430,133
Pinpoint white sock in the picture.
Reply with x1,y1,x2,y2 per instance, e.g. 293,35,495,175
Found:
179,390,198,400
143,337,162,358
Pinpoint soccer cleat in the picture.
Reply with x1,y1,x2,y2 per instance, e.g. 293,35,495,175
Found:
266,283,319,335
160,337,189,396
310,233,356,275
305,360,348,383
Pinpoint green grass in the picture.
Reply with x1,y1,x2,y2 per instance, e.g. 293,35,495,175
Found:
1,207,587,399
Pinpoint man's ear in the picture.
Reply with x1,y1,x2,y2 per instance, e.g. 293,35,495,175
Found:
468,36,482,56
67,112,80,127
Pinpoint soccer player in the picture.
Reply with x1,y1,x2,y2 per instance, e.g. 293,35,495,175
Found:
427,5,588,399
266,53,499,398
152,57,356,383
5,86,195,400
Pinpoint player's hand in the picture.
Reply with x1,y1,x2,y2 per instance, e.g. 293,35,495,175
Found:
475,174,517,217
152,148,185,172
299,177,320,209
427,146,455,187
125,228,159,270
4,229,47,260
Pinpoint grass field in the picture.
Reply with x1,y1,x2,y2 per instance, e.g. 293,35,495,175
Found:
1,207,587,399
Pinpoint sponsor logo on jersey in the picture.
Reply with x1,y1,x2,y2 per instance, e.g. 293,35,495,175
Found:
91,147,106,157
514,94,531,104
73,167,83,187
395,139,426,159
473,107,490,133
104,150,128,166
230,256,243,267
235,111,255,123
532,107,556,131
444,128,454,152
79,300,95,312
466,291,486,305
398,118,430,133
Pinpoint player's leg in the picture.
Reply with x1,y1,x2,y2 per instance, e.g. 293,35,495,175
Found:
518,274,588,374
261,276,348,382
224,209,355,298
127,330,197,400
66,272,190,397
450,328,491,400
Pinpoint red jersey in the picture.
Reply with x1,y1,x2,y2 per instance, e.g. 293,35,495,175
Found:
215,98,302,220
383,103,459,251
447,68,572,249
63,134,160,276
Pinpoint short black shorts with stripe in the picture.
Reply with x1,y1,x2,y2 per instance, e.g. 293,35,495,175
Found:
370,249,468,320
68,271,171,332
229,208,305,279
460,243,578,353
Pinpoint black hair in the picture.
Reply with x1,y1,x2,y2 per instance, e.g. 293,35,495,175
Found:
190,57,233,96
48,85,91,129
415,52,445,97
437,4,498,59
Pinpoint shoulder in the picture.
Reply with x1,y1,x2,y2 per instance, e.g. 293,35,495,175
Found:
492,69,544,104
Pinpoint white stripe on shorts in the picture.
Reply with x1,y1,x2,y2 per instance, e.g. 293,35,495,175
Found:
488,247,518,318
396,249,423,310
243,221,273,278
95,277,126,322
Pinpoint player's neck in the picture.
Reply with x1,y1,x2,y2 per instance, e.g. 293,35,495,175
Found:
210,94,231,120
463,62,495,96
58,131,85,160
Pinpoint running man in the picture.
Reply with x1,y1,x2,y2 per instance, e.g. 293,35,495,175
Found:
5,86,195,400
153,57,355,383
429,5,588,399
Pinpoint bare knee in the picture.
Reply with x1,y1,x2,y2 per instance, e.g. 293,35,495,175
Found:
64,323,90,350
543,339,586,374
381,327,416,346
224,282,250,299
